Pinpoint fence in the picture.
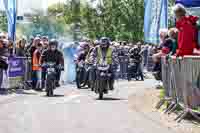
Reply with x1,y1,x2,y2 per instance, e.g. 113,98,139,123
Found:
118,55,129,79
158,56,200,122
147,56,154,72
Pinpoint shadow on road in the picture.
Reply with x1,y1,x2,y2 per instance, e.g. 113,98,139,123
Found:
96,97,126,101
42,94,65,98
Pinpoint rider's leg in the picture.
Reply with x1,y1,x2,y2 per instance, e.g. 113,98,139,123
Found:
55,70,61,87
108,68,115,90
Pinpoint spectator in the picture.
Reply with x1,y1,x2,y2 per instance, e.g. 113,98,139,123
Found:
173,4,199,56
25,36,34,56
32,42,43,91
0,39,9,92
152,29,169,63
15,40,26,57
168,28,178,55
8,40,14,56
41,39,49,88
29,37,40,59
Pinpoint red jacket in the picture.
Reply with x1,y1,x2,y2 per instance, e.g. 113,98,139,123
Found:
176,15,199,56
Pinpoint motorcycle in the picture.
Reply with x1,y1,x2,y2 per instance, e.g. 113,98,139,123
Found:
76,61,86,89
42,62,63,97
95,60,112,100
85,63,96,91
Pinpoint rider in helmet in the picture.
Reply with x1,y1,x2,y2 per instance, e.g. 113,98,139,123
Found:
91,37,119,91
75,42,90,64
40,39,64,87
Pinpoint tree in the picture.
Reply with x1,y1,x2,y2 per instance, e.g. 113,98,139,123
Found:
47,0,145,41
0,11,7,32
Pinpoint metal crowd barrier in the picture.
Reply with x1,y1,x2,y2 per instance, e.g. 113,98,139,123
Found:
147,56,154,72
118,56,129,79
158,56,200,122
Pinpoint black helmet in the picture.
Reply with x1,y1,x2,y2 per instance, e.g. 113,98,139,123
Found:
49,39,58,47
100,37,110,47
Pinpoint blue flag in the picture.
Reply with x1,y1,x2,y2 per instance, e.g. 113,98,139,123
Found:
144,0,168,44
176,0,200,7
3,0,17,41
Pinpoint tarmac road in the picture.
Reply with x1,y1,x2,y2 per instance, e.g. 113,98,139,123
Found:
0,80,176,133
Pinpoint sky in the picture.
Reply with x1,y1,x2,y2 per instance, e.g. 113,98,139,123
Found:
0,0,98,14
0,0,66,14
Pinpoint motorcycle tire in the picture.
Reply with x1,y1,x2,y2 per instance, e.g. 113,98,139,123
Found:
46,90,50,97
76,69,86,89
76,72,82,89
90,81,94,91
46,79,54,97
50,89,54,96
99,92,103,100
98,80,107,100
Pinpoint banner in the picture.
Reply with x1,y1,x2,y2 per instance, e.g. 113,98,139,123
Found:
3,0,17,41
8,57,25,77
176,0,200,7
144,0,168,44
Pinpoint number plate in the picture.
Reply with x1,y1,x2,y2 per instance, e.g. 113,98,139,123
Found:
48,68,55,72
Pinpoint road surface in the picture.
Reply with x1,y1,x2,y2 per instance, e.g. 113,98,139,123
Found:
0,79,177,133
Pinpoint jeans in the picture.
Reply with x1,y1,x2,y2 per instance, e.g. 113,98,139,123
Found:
42,69,47,88
32,70,42,90
136,63,144,80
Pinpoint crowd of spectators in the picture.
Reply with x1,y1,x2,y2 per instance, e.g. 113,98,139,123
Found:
0,33,64,92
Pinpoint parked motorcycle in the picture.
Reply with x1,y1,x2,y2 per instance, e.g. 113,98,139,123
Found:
95,61,111,99
42,62,63,97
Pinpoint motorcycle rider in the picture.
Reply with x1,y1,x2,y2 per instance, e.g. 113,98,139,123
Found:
91,37,119,91
40,39,64,87
129,47,144,81
41,37,49,89
75,42,90,64
75,42,90,88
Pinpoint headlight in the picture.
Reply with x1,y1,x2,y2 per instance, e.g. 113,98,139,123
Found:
100,72,105,76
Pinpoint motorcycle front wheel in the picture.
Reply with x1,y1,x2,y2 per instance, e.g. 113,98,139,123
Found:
46,79,55,97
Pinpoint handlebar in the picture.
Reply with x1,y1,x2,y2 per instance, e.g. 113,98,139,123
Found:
41,63,64,71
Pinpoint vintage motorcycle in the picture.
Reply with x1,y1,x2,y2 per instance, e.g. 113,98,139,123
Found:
95,60,112,99
42,62,63,97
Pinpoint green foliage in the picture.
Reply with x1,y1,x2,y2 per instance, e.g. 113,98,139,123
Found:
0,11,7,32
47,0,144,41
